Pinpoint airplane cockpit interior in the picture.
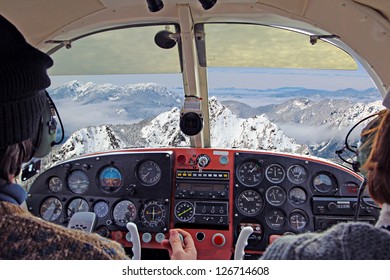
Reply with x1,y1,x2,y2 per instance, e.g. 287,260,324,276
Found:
2,0,390,260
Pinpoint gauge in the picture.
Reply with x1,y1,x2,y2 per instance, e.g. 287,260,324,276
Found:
40,197,63,222
98,166,122,192
67,198,89,218
340,182,360,196
265,185,286,206
140,200,166,227
67,170,89,194
312,172,337,193
266,209,286,229
289,210,308,231
175,201,195,222
113,200,137,226
93,201,109,218
236,160,263,187
236,189,263,216
288,187,307,205
265,164,285,183
48,176,63,193
136,160,162,186
287,165,308,184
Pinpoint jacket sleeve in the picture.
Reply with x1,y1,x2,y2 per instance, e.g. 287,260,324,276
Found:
260,223,354,260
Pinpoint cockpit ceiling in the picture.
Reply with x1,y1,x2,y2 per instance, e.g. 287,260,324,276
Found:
354,0,390,20
2,0,390,48
0,0,106,47
2,0,390,97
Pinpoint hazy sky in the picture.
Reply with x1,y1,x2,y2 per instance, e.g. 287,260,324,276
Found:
48,23,375,91
50,66,375,91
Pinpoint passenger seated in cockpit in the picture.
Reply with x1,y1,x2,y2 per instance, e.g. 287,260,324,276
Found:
0,15,196,260
260,109,390,259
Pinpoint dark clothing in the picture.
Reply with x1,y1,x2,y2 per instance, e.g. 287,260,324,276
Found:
0,183,129,260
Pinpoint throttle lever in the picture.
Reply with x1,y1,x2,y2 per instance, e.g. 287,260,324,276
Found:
234,226,254,260
126,222,141,260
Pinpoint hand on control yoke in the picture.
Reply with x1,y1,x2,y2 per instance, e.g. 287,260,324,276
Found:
161,229,197,260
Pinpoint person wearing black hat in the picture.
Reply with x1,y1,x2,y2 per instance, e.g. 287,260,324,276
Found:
0,14,132,260
0,15,197,260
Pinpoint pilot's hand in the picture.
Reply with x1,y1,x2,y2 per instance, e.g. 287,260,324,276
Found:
161,229,197,260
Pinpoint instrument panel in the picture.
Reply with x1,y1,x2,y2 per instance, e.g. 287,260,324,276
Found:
26,148,380,260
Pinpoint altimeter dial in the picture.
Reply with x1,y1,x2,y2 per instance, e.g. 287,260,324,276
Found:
237,160,263,187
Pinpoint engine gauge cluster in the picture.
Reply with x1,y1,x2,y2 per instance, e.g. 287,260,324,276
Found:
233,151,370,252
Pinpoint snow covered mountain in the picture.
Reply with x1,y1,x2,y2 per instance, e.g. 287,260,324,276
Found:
50,80,182,106
49,97,309,165
48,125,126,166
222,98,384,159
45,81,383,165
48,81,184,136
223,98,382,127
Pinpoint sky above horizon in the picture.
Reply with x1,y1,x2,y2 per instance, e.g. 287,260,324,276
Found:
48,23,377,92
50,66,376,92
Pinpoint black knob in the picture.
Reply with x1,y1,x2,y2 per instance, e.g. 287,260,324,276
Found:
327,202,337,211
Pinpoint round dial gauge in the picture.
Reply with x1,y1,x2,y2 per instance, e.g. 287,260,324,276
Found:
136,160,162,186
40,197,62,222
67,170,89,194
113,200,137,226
48,177,63,193
340,182,360,196
265,164,285,183
287,165,308,184
265,185,286,206
93,201,109,218
175,201,195,222
236,189,264,216
312,172,337,193
289,187,307,205
236,160,263,187
266,209,286,229
67,198,89,218
289,210,308,231
98,166,122,192
140,200,166,227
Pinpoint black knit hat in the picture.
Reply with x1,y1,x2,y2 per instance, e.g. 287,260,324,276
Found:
0,15,53,150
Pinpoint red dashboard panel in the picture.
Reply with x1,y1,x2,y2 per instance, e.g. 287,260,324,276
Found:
27,148,378,260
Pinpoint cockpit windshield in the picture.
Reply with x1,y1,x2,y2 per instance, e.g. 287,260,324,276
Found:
46,22,381,167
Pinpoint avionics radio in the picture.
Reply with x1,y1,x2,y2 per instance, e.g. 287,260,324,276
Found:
173,170,230,228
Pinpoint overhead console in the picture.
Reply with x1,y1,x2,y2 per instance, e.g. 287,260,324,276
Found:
26,148,380,260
